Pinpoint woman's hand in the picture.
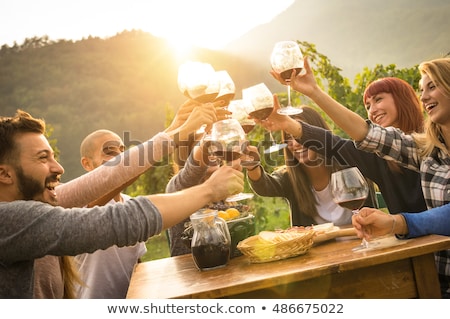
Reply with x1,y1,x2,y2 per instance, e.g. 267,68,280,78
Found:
214,102,232,123
253,95,303,138
352,207,406,240
242,144,260,163
165,99,228,141
270,56,320,98
165,99,200,133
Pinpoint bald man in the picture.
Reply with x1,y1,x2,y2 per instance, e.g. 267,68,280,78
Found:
75,129,147,298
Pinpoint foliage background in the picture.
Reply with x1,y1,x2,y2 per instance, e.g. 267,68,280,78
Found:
1,32,442,260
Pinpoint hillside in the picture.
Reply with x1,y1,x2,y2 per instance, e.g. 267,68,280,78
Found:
1,0,448,181
0,31,264,181
225,0,450,79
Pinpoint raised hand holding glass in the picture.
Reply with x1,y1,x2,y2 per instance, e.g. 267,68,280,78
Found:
210,119,254,202
242,83,287,154
270,41,304,115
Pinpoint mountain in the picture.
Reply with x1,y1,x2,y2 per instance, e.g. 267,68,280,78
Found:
0,31,264,181
225,0,450,79
1,0,448,182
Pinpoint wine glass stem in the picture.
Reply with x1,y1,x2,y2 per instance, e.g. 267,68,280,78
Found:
287,84,292,107
353,209,370,249
361,238,370,248
269,132,276,146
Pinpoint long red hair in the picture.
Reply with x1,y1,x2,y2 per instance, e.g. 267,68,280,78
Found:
363,77,424,134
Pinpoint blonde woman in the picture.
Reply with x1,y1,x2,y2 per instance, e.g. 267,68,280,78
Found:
272,57,450,298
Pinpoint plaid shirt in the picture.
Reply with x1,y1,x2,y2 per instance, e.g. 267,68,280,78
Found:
356,122,450,298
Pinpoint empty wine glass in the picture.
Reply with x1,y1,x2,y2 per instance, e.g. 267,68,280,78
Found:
210,119,254,202
242,83,287,154
330,167,370,251
270,41,304,115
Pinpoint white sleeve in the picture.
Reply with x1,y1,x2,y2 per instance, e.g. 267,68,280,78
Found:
56,132,174,208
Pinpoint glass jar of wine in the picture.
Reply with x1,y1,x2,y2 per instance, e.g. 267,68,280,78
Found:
190,209,231,271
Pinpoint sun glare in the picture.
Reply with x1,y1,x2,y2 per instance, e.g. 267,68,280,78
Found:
1,0,295,51
137,0,294,55
167,37,195,60
139,2,225,55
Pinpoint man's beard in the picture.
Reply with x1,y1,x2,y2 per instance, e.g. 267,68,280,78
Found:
15,165,56,204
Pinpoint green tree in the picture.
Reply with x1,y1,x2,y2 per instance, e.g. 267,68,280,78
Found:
294,41,421,137
129,40,422,237
87,46,426,259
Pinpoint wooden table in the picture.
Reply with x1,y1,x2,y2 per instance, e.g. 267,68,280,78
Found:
126,234,450,299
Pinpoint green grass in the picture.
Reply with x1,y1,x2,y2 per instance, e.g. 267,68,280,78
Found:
141,196,290,262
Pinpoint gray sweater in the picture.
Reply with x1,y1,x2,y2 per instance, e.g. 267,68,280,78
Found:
0,196,162,298
166,155,209,256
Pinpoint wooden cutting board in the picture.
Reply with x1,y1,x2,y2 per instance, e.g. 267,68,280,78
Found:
313,227,357,244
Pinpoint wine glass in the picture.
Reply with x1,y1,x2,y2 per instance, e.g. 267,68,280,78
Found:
270,41,304,115
242,83,287,154
210,119,254,202
214,70,236,105
242,83,274,121
177,61,219,103
177,61,220,134
264,131,287,155
228,99,255,134
330,167,370,251
228,99,259,168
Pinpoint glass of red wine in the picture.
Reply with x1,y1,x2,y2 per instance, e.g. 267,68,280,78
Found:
177,61,220,134
228,99,256,134
177,61,219,103
270,41,304,115
210,119,254,202
214,70,236,106
228,99,260,169
242,83,287,154
330,167,370,251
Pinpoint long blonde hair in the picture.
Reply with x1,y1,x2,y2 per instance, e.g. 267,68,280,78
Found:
413,58,450,157
61,256,84,299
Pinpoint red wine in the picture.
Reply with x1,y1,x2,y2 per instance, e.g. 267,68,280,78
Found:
194,93,219,103
241,124,255,134
214,150,241,162
241,160,259,167
192,243,230,270
215,93,235,103
280,68,303,81
337,197,366,210
249,107,273,120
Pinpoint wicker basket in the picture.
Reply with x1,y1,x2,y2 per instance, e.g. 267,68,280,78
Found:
237,229,315,263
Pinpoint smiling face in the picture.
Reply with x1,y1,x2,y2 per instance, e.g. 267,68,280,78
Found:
420,74,450,127
365,92,400,128
363,77,424,134
13,133,64,204
285,135,320,166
